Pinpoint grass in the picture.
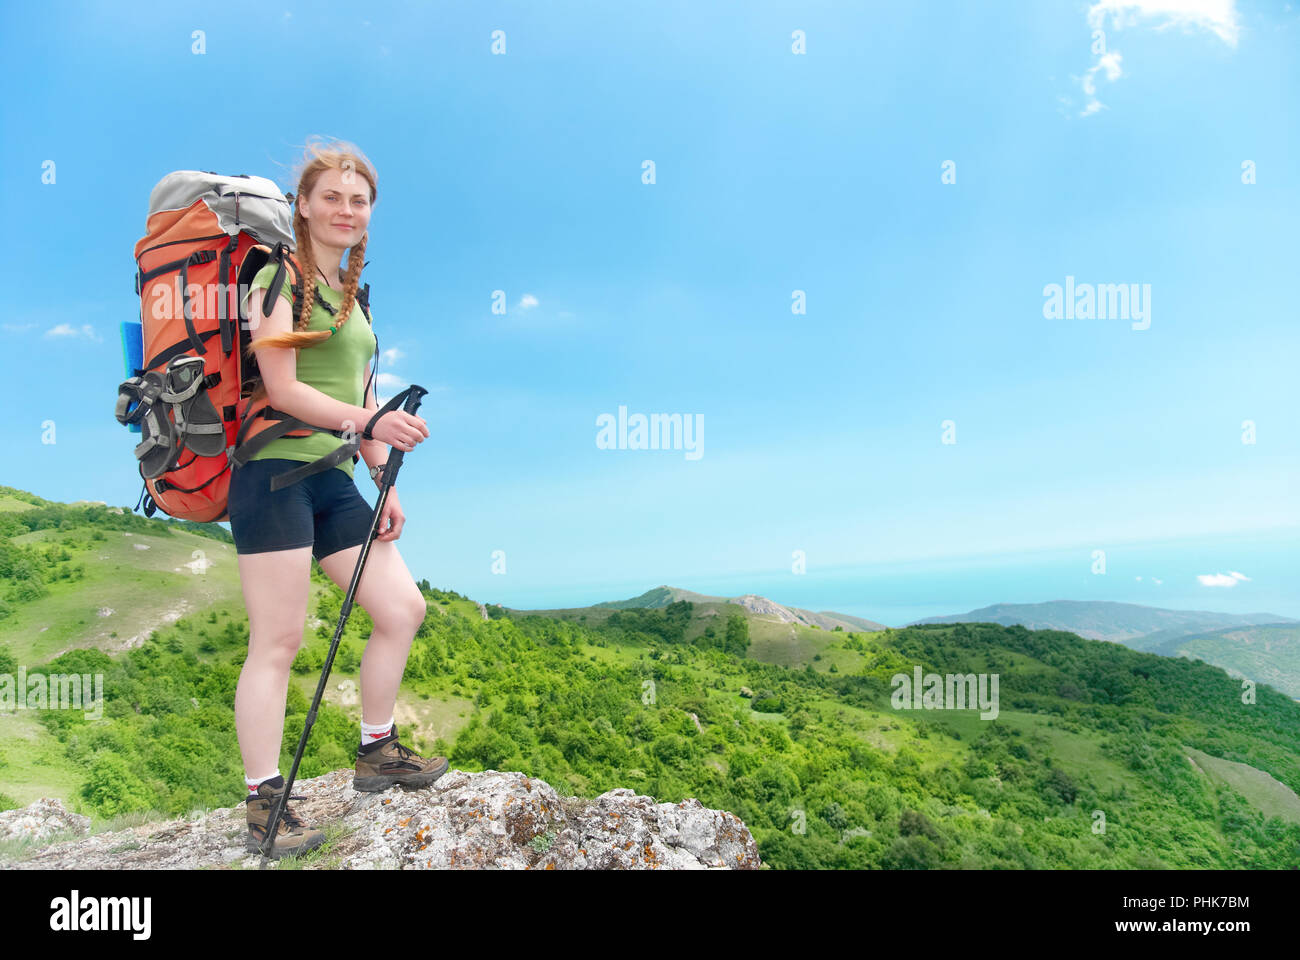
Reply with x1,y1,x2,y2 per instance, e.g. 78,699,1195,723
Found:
744,616,839,668
924,707,1143,795
1187,745,1300,825
0,711,88,810
1,528,243,666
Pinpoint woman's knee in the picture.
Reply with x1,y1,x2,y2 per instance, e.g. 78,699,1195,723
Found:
370,588,426,636
247,628,304,669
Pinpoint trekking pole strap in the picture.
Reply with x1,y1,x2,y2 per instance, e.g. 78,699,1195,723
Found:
360,386,415,441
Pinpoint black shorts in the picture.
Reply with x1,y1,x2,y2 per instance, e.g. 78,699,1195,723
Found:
228,458,374,562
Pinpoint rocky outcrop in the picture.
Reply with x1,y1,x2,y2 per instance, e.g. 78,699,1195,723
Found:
731,594,852,631
1,768,762,870
0,799,91,846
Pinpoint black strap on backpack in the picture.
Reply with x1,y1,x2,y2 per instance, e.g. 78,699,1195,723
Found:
233,242,381,491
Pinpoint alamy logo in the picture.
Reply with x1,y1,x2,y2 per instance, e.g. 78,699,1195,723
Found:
596,404,703,460
147,278,258,325
891,666,999,720
0,668,103,720
49,890,151,940
1042,275,1151,330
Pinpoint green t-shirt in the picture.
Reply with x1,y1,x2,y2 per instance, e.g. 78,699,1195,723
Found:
240,263,378,480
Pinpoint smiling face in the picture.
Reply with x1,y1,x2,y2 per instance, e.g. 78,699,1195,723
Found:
299,164,374,251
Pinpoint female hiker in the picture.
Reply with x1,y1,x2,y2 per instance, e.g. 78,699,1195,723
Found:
228,138,446,858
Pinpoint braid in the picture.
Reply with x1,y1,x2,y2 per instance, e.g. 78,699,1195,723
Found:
334,230,368,334
294,211,321,336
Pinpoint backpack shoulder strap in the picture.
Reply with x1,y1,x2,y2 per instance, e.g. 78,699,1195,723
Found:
357,282,372,324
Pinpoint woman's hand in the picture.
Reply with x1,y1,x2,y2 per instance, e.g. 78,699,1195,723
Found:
376,488,405,541
368,410,428,452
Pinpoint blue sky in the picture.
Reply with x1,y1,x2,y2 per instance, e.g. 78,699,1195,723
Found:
2,1,1297,622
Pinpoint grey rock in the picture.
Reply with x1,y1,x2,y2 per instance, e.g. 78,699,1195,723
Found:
0,798,91,845
1,769,761,870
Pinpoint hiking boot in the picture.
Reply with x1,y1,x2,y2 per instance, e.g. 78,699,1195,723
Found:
353,723,449,792
240,779,327,859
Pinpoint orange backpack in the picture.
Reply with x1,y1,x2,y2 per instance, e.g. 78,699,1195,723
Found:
115,171,376,522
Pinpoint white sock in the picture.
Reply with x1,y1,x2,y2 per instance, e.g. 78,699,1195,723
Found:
246,769,281,793
360,716,394,746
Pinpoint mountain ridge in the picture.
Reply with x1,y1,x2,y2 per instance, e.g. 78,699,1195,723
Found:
909,599,1295,642
573,584,889,632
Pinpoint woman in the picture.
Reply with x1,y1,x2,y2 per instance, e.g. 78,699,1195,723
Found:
229,138,446,858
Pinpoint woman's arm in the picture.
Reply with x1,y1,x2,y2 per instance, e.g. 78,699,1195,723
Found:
358,369,389,487
249,288,373,433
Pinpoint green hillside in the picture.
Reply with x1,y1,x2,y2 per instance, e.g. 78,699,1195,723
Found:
1145,623,1300,700
912,599,1300,707
2,488,1299,869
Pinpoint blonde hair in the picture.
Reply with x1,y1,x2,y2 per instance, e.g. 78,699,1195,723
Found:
244,137,377,404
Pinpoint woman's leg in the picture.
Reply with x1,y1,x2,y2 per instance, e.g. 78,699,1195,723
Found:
233,545,314,778
316,538,427,726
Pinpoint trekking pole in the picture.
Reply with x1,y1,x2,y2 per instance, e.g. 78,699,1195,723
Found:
258,384,429,864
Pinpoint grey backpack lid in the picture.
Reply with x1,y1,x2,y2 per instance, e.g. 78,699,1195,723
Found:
146,170,296,248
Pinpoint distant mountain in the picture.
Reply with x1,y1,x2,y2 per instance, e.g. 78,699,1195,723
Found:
910,600,1294,644
1144,623,1300,700
587,585,888,633
590,585,721,610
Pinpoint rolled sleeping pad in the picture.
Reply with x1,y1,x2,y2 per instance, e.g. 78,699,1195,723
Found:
120,320,143,433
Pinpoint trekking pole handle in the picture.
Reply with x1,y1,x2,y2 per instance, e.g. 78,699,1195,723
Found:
375,385,427,486
403,384,428,415
361,384,428,443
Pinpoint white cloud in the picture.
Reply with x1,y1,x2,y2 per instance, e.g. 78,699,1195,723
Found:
1077,0,1240,117
1153,578,1162,585
1197,571,1250,587
1088,0,1241,47
376,372,408,390
380,347,404,364
1082,50,1124,96
3,322,35,333
1097,50,1124,79
45,323,101,342
519,294,539,309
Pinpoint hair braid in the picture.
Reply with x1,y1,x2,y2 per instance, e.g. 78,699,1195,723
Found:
293,211,321,337
334,230,368,334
